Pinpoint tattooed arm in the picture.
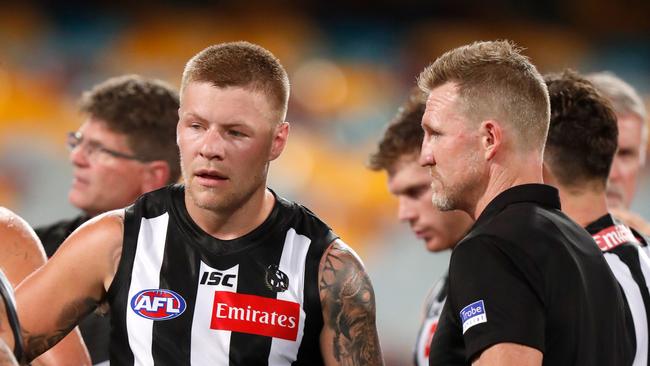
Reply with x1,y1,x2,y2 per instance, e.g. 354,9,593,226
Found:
15,210,124,363
319,239,384,366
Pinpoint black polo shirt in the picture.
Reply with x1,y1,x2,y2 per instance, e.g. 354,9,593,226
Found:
429,184,633,366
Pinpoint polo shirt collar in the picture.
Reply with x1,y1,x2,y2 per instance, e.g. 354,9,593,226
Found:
475,183,561,227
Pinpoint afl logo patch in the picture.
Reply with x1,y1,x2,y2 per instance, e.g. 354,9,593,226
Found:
130,289,186,320
265,264,289,292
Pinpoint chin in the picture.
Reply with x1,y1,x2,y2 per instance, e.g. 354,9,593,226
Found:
68,193,87,210
425,241,450,253
606,194,625,209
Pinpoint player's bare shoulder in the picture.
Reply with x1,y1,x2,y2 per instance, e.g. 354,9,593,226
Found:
0,207,46,286
51,209,125,291
318,239,384,366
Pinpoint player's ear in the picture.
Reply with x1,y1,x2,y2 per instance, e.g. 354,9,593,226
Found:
141,161,170,192
479,119,502,160
269,121,289,161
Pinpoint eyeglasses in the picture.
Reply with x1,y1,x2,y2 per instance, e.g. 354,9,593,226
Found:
66,131,147,163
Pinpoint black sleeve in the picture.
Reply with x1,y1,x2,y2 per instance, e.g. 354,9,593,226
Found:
34,223,68,258
34,216,88,258
447,235,545,361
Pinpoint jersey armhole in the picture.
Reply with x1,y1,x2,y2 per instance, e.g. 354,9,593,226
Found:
106,206,137,302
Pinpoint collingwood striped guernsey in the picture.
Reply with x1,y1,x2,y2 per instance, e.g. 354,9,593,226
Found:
413,275,447,366
586,213,650,366
107,185,337,365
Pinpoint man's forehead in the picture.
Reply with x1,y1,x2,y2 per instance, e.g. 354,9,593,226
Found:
80,117,126,139
618,114,645,132
388,156,430,189
425,82,461,109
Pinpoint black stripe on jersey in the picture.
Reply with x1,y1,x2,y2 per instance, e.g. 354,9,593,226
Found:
227,229,286,366
293,231,336,366
107,204,140,366
610,245,650,365
151,224,198,366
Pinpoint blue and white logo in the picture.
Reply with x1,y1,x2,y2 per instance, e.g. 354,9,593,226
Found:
460,300,487,334
130,289,186,321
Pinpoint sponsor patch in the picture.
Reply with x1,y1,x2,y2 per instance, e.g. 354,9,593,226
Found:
130,289,186,320
592,224,639,251
199,264,238,288
210,291,300,341
460,300,486,334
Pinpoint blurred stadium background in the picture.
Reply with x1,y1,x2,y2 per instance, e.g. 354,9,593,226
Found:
1,1,649,364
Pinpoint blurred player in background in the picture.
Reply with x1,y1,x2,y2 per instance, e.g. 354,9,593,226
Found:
368,88,472,366
0,207,90,365
544,69,650,366
587,72,650,236
33,74,180,365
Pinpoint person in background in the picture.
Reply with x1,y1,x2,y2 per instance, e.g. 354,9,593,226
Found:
34,74,181,365
587,71,650,236
544,69,650,366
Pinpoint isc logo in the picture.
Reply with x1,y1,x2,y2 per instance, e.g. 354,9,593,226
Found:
130,289,186,321
200,271,236,287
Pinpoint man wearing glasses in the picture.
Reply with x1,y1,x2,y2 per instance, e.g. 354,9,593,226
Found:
34,74,180,365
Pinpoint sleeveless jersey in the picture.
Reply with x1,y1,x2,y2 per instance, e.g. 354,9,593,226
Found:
413,274,447,366
587,214,650,366
107,185,337,366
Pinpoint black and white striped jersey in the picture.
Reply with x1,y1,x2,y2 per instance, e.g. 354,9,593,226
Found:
107,185,337,366
413,274,447,366
586,214,650,366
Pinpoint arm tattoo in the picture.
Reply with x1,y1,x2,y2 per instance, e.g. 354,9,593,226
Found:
320,244,383,365
22,297,96,361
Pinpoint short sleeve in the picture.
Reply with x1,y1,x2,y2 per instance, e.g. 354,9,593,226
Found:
447,235,546,361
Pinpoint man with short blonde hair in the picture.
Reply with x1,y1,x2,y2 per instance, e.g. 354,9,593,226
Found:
369,88,472,366
420,40,631,366
16,41,384,366
418,40,550,152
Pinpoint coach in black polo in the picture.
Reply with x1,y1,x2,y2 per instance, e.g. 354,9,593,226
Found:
417,40,633,365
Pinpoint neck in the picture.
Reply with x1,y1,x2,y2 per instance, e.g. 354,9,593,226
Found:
185,186,275,240
557,185,608,227
470,152,544,219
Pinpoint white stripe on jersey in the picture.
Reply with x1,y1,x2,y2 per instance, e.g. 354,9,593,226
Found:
190,263,239,366
268,228,311,365
604,252,648,366
126,213,170,366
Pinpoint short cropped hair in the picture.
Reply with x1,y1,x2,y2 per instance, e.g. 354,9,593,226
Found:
417,40,550,151
368,88,426,172
544,69,618,188
587,71,648,161
79,75,181,183
181,41,290,122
